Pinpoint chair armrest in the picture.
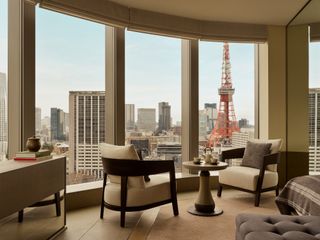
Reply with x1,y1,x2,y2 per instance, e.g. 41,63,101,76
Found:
262,153,280,168
102,158,175,176
221,147,245,162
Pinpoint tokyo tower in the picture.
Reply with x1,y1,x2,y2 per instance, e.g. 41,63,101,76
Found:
208,42,239,147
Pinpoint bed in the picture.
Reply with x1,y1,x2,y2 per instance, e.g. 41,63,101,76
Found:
275,175,320,215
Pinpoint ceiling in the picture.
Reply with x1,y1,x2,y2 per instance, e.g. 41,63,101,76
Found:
110,0,309,26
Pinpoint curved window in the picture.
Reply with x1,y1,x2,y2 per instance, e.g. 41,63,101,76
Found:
36,8,105,184
199,41,255,158
125,31,182,172
0,0,8,161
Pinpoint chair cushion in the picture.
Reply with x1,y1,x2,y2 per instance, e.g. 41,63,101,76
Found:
250,139,282,171
104,175,171,207
100,143,145,188
219,166,278,191
242,141,272,169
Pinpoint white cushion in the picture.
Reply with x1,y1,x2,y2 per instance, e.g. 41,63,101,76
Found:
104,175,171,207
99,143,145,188
249,139,282,171
219,166,278,191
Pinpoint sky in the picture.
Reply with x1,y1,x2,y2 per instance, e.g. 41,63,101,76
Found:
1,3,320,126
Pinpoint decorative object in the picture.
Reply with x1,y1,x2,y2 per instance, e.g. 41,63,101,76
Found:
193,157,201,164
26,136,41,152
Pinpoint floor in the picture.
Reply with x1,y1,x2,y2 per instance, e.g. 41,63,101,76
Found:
56,189,279,240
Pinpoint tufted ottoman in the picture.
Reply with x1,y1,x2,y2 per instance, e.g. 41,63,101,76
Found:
236,213,320,240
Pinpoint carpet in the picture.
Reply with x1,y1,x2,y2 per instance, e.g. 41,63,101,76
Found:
147,191,279,240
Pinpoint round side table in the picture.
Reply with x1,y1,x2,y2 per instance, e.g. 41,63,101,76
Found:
183,161,228,216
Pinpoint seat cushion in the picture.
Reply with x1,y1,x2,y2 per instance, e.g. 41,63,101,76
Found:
104,175,171,207
250,139,282,171
219,166,278,191
242,141,272,169
100,143,145,188
236,213,320,240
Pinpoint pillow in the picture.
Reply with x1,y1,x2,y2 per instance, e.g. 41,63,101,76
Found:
99,143,145,188
249,139,282,171
241,141,272,169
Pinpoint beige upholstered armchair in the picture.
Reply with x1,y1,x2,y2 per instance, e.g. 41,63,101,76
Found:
217,139,282,206
99,143,179,227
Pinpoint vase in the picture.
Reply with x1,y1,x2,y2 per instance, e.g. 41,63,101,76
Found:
26,136,41,152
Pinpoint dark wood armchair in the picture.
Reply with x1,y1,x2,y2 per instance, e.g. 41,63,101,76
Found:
100,158,179,227
217,140,281,207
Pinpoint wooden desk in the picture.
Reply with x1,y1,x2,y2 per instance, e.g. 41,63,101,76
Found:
0,156,66,219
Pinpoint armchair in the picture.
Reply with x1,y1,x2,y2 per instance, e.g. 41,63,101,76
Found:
99,143,179,227
217,139,282,206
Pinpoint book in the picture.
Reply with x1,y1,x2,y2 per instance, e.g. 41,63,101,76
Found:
14,155,53,161
15,150,51,158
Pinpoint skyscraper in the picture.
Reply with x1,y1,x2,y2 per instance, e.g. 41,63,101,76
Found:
0,73,7,158
309,88,320,173
69,91,105,179
199,110,208,140
125,104,135,130
50,108,66,141
35,107,41,134
158,102,171,132
204,103,217,132
137,108,156,132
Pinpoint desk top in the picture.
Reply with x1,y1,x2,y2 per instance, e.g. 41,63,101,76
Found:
0,156,65,174
183,161,228,171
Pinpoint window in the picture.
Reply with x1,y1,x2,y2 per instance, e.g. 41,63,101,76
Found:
309,42,320,174
125,31,182,172
0,0,8,161
199,42,255,158
36,8,105,184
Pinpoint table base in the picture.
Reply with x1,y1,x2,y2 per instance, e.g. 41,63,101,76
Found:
187,206,223,216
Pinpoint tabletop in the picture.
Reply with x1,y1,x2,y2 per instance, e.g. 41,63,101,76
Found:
183,161,228,171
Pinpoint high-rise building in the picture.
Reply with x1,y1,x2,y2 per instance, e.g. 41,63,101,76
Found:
199,110,208,140
158,102,171,132
137,108,156,132
35,107,41,133
204,103,217,132
125,104,135,130
0,73,7,158
69,91,105,179
50,108,67,141
309,88,320,173
239,118,249,129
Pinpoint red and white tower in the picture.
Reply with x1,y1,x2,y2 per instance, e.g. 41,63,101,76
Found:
208,42,239,147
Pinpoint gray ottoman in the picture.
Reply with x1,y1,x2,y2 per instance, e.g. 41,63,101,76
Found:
236,213,320,240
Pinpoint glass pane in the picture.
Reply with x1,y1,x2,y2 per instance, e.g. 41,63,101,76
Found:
199,42,255,161
125,31,182,172
309,42,320,174
36,8,105,184
0,0,8,161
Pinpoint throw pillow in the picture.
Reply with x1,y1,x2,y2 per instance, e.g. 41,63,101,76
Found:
99,143,145,188
242,141,272,169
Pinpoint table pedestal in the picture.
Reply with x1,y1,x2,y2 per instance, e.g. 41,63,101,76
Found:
188,170,223,216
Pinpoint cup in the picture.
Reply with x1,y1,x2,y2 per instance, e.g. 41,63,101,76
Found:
193,157,201,164
210,157,218,165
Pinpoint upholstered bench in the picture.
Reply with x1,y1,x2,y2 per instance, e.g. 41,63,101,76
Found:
236,213,320,240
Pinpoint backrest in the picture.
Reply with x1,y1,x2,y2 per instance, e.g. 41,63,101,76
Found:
99,143,145,188
249,139,282,171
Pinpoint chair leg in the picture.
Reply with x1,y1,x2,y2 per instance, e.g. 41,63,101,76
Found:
255,192,261,207
54,192,61,217
18,210,24,223
100,202,105,219
217,184,223,197
172,198,179,216
120,211,126,227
